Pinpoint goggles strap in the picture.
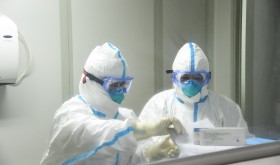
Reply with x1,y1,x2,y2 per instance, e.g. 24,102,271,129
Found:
83,69,104,85
166,70,173,74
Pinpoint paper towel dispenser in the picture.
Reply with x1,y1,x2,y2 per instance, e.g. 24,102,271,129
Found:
0,14,19,85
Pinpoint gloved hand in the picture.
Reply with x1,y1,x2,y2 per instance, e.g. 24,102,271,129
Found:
144,135,180,162
130,116,186,140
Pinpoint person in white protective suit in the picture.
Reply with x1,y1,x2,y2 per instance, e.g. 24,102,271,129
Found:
138,42,251,158
40,42,185,165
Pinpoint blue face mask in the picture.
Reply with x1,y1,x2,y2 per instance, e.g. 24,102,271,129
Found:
109,93,125,104
181,80,203,97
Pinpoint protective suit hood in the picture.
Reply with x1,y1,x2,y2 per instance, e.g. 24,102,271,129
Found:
79,42,130,118
172,42,210,103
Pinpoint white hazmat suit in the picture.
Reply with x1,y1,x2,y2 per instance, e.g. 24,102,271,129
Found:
40,43,138,165
139,42,250,157
40,43,185,165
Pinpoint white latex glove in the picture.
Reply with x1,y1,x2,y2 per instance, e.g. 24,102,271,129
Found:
144,135,179,162
130,116,186,140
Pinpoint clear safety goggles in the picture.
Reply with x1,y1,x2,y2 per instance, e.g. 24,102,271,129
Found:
166,70,211,87
83,70,134,94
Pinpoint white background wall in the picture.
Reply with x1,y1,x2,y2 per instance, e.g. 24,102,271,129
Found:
212,0,236,99
0,0,62,164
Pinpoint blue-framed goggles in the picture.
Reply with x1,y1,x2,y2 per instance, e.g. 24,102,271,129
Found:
83,70,134,94
166,70,211,87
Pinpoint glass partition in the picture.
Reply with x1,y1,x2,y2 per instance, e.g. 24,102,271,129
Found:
241,0,280,140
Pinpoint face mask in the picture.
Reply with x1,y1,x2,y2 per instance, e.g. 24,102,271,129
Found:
181,80,203,98
109,93,125,104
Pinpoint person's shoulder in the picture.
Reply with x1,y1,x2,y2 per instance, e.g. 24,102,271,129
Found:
61,95,82,106
56,95,86,115
208,90,238,106
142,88,175,109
